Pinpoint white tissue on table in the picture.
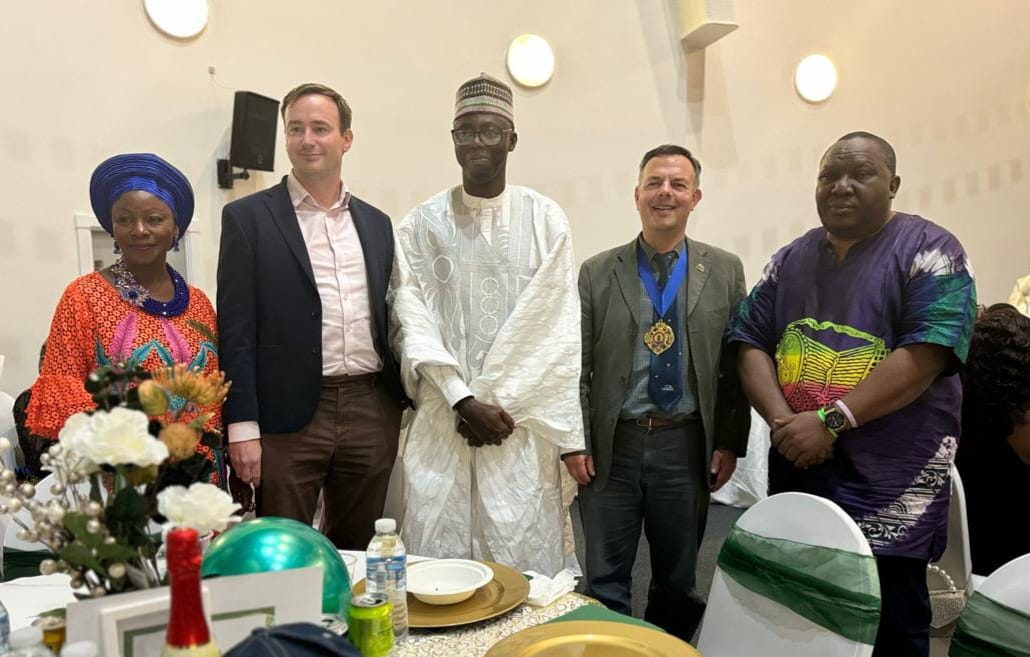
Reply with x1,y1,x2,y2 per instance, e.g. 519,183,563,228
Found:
523,568,578,606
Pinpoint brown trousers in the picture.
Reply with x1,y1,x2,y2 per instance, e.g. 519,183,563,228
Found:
257,374,402,549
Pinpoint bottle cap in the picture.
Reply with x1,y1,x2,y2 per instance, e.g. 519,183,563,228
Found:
374,518,396,533
9,626,43,649
61,641,99,657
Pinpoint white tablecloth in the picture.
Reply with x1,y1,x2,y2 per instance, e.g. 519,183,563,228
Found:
0,551,594,657
0,573,77,630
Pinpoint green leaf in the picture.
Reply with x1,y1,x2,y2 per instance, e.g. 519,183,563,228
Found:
89,473,105,505
106,486,151,547
198,429,221,449
59,543,104,573
38,608,66,618
128,526,159,552
155,454,214,491
62,512,103,549
188,414,213,432
110,486,148,519
96,542,138,562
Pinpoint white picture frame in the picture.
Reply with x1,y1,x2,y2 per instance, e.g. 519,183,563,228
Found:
65,565,323,656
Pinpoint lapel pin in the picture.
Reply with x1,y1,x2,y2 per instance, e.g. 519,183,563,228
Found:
696,263,705,272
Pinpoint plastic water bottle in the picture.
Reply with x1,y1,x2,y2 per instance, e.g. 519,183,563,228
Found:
0,599,10,654
7,627,55,656
365,518,408,640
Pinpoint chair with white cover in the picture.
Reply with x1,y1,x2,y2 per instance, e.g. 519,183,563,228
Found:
948,553,1030,656
0,390,18,472
4,473,64,551
929,467,972,589
3,473,95,579
928,466,972,656
3,472,61,580
698,492,880,657
711,408,770,508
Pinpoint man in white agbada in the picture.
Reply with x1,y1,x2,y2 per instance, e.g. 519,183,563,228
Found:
390,74,584,576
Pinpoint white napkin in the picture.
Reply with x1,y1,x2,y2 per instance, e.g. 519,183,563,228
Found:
523,568,578,606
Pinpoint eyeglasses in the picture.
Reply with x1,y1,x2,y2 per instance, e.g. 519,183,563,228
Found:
450,126,513,146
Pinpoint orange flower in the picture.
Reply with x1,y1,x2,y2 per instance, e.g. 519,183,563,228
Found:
159,423,200,461
137,380,169,416
152,364,231,408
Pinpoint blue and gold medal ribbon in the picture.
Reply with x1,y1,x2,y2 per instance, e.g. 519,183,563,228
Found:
636,243,687,320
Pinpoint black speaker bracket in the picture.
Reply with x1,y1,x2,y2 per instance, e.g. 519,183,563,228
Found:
217,159,251,189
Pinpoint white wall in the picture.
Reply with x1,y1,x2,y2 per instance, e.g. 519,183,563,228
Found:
0,0,1027,393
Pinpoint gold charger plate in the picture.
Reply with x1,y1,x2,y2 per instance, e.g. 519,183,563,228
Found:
352,560,529,628
484,621,700,657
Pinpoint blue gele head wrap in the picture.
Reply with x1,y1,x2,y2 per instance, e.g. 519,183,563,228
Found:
89,153,194,237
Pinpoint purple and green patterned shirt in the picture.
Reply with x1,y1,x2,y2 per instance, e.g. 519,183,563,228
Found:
727,213,977,560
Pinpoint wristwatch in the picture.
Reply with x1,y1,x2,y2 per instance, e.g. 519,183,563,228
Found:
817,406,849,439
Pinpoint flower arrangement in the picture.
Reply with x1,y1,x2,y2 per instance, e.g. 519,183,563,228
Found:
0,363,239,596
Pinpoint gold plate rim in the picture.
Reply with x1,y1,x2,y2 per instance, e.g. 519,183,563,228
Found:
352,560,530,628
483,620,700,657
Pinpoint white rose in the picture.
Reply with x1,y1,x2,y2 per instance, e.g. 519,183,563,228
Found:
61,407,169,467
58,412,93,445
157,483,241,535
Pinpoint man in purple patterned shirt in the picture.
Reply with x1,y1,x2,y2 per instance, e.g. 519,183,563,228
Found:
727,132,977,657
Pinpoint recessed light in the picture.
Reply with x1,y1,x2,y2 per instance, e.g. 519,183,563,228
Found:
795,54,837,103
144,0,209,39
506,35,555,88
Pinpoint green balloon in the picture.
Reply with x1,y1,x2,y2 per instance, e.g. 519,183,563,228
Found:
201,516,351,615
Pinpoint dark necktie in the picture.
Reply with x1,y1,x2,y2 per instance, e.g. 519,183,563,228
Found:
648,252,683,412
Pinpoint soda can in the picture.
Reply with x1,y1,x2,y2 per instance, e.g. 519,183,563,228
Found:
33,616,66,654
348,593,394,657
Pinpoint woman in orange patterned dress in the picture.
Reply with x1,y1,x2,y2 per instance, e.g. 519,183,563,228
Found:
26,154,221,473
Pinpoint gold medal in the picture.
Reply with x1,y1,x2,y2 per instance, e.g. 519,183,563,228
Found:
643,320,675,355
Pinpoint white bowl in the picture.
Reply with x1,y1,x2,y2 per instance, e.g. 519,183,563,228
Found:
406,559,494,605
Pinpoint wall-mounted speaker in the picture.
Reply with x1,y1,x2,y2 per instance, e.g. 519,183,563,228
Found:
218,90,279,189
677,0,738,51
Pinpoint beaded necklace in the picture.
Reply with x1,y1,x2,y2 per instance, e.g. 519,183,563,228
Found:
110,258,190,318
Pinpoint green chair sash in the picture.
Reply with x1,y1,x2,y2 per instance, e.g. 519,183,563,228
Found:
716,525,881,645
950,590,1030,657
2,548,50,581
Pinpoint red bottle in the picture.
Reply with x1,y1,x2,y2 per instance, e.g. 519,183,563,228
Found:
162,527,220,657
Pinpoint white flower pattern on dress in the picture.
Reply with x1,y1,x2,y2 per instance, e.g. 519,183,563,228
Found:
857,436,957,549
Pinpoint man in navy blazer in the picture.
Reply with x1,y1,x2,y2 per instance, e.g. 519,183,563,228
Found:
217,82,406,549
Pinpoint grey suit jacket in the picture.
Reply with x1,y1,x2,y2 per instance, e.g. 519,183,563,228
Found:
578,237,751,492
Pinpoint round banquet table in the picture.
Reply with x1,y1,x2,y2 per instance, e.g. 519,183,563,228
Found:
0,550,701,656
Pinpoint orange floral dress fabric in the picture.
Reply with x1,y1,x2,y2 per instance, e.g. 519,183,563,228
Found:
26,273,222,463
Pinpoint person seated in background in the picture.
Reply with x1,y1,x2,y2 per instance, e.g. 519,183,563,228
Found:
955,303,1030,575
25,153,222,475
11,343,48,480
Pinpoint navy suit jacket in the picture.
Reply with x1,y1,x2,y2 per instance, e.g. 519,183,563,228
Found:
217,177,406,433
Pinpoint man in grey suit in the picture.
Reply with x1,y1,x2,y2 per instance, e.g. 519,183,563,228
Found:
569,144,750,640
